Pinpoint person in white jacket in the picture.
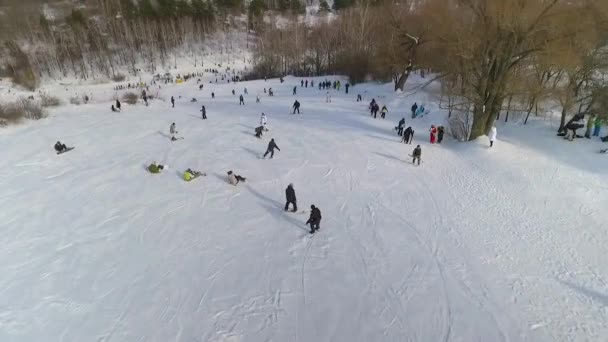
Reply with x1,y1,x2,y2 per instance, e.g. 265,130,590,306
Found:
489,126,497,147
227,171,246,186
260,113,268,131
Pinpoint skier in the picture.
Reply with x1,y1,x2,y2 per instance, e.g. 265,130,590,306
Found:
403,126,414,144
381,105,388,119
396,118,406,136
255,126,264,138
437,126,445,143
412,145,422,165
263,138,280,159
430,125,438,144
183,168,205,181
411,102,418,118
116,99,121,111
293,86,297,95
345,83,350,94
489,125,497,147
201,105,207,119
285,183,297,212
306,205,322,234
260,113,268,130
54,141,68,153
326,92,331,103
239,94,244,105
170,122,177,141
171,96,175,108
227,170,246,186
148,162,165,174
293,100,301,114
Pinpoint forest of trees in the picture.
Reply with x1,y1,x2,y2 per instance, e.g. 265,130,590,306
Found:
250,0,608,140
2,0,608,140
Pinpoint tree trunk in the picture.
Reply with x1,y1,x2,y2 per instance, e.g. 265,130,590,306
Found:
558,107,568,133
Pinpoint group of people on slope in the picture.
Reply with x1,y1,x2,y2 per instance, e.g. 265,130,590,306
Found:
285,183,322,234
369,99,388,119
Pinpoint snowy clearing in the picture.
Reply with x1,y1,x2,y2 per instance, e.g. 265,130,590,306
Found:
0,74,607,342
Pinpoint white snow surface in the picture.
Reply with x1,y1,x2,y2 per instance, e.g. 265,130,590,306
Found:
1,74,608,342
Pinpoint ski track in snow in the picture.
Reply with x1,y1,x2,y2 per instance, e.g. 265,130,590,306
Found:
0,73,607,341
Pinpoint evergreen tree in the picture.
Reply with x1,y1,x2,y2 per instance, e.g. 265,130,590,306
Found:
332,0,354,11
157,0,177,17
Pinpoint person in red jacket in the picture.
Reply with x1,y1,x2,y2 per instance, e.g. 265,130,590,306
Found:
430,125,438,144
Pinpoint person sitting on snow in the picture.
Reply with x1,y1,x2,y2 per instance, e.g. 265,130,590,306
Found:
255,126,264,138
227,171,246,185
148,162,165,174
54,141,67,153
183,168,205,181
111,105,117,112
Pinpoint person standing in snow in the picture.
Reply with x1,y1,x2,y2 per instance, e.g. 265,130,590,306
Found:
263,138,280,159
345,83,350,94
326,92,331,103
239,94,245,105
260,113,268,130
437,126,445,143
429,125,438,144
301,80,304,87
357,94,362,102
285,183,297,212
489,125,497,147
306,205,322,234
305,80,308,88
594,116,603,137
211,92,215,99
403,126,414,144
170,122,177,140
381,105,388,119
232,89,236,95
411,102,418,118
201,105,207,119
412,145,422,165
372,103,380,119
171,96,175,108
116,99,121,111
293,86,297,95
396,118,406,136
369,99,376,114
293,100,301,114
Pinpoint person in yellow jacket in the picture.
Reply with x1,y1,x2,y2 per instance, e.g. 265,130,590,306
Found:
148,162,164,174
183,168,205,181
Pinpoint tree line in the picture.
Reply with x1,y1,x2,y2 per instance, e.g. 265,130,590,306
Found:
250,0,608,140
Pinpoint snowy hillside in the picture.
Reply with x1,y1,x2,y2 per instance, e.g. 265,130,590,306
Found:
1,74,607,342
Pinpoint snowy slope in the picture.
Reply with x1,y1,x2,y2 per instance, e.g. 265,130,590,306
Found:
0,75,607,342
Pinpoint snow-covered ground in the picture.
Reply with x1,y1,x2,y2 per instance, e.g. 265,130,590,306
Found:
1,74,607,342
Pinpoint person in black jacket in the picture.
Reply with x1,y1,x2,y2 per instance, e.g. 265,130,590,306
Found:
411,102,418,118
115,99,121,111
292,100,300,114
263,138,280,158
201,105,207,119
285,183,297,212
306,205,322,233
54,141,67,152
403,126,414,144
396,118,405,136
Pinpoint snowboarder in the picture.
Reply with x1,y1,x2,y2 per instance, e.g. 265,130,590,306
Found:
437,126,445,143
285,183,297,212
293,100,301,114
170,122,177,141
171,96,175,108
411,102,418,118
148,162,165,174
255,126,264,138
239,94,244,105
260,113,268,129
430,125,438,144
201,105,207,119
227,170,246,185
183,168,205,181
326,92,331,103
263,138,280,158
396,118,406,136
403,126,414,144
345,83,350,94
116,99,121,111
293,86,297,95
489,126,497,147
381,105,388,119
306,205,322,234
54,141,68,153
412,145,422,165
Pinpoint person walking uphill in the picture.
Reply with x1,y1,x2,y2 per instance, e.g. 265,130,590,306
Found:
285,184,297,212
292,100,301,114
411,102,418,118
239,94,245,105
263,138,280,158
306,205,322,234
